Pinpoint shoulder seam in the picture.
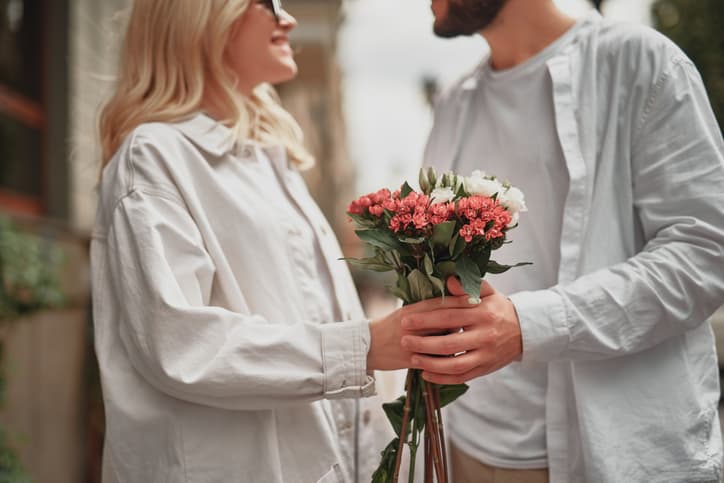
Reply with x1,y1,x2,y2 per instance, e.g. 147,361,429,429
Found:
634,54,689,139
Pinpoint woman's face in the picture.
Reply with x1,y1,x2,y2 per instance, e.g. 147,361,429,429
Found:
225,1,298,93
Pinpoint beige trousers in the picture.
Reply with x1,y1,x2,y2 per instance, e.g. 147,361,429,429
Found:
450,443,549,483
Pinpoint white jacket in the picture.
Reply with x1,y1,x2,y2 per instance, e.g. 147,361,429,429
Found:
424,13,724,483
91,114,388,483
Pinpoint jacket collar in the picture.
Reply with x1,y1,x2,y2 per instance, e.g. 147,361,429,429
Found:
171,113,291,171
172,113,237,158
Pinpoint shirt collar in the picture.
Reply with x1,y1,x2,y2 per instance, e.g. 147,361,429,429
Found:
171,112,236,157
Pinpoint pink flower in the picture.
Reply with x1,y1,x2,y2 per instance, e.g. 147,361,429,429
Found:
412,209,430,230
369,205,385,217
428,202,455,225
390,213,414,233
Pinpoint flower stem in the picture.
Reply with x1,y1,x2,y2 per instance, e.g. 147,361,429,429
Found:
393,370,413,483
433,384,449,482
423,380,445,482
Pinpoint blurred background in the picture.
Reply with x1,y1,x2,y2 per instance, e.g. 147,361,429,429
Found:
0,0,721,481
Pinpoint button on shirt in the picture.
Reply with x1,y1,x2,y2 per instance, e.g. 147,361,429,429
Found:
424,12,724,483
91,114,384,483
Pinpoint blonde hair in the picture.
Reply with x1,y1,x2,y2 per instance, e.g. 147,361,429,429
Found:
99,0,314,169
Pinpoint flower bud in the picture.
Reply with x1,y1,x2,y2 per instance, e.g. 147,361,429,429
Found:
428,167,437,188
419,168,430,194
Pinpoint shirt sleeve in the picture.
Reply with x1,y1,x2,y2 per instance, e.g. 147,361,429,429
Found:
104,187,374,410
512,54,724,362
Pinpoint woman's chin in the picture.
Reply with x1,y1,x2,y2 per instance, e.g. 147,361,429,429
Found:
271,62,299,84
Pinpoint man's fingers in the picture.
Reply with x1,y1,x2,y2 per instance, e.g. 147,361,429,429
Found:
401,329,491,356
446,276,466,296
420,367,490,385
401,294,480,316
410,350,491,376
480,280,495,297
402,306,493,332
446,276,495,298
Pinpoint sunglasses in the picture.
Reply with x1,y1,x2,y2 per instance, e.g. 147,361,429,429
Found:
257,0,283,22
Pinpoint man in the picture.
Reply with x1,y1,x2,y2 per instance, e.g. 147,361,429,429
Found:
399,0,724,481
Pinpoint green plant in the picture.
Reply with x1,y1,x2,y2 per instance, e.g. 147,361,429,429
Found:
0,215,65,482
0,428,32,483
0,217,65,320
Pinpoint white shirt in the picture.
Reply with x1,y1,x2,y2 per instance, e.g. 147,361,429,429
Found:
424,12,724,482
91,113,391,483
445,19,584,470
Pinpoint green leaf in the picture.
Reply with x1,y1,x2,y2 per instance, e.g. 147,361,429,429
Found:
347,213,378,228
431,221,456,248
471,246,492,277
450,233,466,259
423,254,434,276
438,383,469,407
428,274,445,297
436,261,457,278
355,229,405,253
382,396,406,436
389,271,413,303
371,438,400,483
341,257,394,272
455,255,482,301
388,285,411,304
408,269,434,302
400,181,414,199
487,259,533,274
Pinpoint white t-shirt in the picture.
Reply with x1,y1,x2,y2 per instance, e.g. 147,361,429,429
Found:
444,20,588,469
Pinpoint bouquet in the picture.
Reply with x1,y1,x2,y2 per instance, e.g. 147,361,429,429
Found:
346,168,530,483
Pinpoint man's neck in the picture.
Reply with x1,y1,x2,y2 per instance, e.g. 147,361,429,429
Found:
480,1,577,71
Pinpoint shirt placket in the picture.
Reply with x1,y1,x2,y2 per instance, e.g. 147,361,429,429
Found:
546,53,590,482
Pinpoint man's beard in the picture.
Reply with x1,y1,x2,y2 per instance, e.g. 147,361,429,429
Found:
433,0,508,38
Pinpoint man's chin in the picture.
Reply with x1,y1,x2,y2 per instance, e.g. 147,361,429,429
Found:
433,21,475,38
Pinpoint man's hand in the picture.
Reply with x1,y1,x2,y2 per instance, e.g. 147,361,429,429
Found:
367,294,481,371
400,277,523,384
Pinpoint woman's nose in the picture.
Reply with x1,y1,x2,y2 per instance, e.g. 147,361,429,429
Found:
277,9,297,30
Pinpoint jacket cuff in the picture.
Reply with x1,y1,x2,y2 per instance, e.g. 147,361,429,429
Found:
509,289,569,362
321,320,376,399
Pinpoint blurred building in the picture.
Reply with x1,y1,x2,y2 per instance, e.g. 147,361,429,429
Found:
0,0,354,481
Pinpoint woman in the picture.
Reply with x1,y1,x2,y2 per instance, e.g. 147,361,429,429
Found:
92,0,478,481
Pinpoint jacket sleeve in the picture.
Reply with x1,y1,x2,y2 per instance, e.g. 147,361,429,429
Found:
512,55,724,362
104,186,374,410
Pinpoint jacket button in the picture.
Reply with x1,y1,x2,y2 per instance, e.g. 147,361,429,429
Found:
363,410,372,426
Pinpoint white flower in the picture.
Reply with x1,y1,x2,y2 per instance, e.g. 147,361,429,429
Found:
465,172,503,198
430,187,456,205
499,186,528,213
507,211,520,228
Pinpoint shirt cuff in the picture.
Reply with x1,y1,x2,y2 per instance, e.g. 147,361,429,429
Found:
509,289,569,362
321,320,376,399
